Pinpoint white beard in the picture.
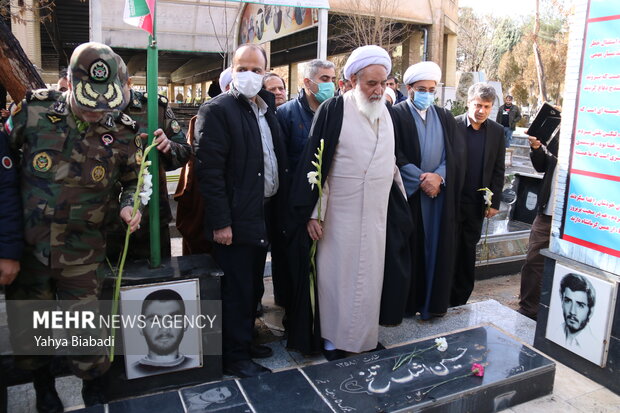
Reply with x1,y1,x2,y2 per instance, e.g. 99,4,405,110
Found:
353,85,385,123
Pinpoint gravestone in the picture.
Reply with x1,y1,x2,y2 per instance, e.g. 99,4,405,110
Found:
300,326,554,412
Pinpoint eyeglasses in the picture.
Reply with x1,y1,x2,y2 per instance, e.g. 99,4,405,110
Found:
412,87,436,93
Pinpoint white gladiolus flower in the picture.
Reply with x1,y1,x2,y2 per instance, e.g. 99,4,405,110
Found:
478,187,493,207
307,171,319,189
435,337,448,352
139,172,153,205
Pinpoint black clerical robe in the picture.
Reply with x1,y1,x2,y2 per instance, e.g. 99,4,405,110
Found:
391,102,466,318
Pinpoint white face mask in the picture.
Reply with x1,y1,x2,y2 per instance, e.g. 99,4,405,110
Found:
233,71,264,98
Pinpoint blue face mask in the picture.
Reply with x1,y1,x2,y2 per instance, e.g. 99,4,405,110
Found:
310,80,335,103
412,91,435,110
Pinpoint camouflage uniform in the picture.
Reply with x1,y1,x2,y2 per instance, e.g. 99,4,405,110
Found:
5,43,141,379
106,89,191,261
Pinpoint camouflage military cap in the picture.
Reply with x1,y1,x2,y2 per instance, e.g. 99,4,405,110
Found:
69,42,130,112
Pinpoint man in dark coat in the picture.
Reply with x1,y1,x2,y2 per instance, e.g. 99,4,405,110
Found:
391,61,466,320
451,83,505,306
275,59,335,311
194,44,288,378
518,131,559,320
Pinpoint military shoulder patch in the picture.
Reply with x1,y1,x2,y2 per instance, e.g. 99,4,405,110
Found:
47,114,63,124
157,95,169,106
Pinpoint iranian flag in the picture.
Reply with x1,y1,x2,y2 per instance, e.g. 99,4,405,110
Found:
123,0,155,35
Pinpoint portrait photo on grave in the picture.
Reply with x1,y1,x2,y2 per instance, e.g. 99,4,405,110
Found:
180,380,250,413
120,279,203,379
545,263,617,367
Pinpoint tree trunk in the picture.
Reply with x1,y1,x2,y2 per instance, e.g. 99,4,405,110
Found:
0,18,46,102
533,0,548,103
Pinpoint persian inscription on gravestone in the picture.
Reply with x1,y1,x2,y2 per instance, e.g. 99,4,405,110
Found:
302,326,554,413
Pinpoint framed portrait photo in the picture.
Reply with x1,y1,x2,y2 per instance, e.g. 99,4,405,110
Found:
120,278,203,380
545,263,617,367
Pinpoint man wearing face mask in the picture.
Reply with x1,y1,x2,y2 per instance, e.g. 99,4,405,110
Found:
391,61,466,321
273,60,335,313
194,44,288,378
277,59,336,174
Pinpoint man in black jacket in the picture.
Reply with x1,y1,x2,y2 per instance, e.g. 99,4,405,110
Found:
194,44,288,378
496,95,522,148
451,82,505,306
518,132,559,320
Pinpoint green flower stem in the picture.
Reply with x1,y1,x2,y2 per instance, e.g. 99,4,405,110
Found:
393,343,437,371
109,141,158,362
309,139,324,329
421,372,475,398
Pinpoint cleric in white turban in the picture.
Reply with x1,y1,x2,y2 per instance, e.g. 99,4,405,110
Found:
390,60,466,322
403,61,442,86
218,67,232,93
343,45,392,81
286,45,410,358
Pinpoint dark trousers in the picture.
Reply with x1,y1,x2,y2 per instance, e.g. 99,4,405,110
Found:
451,202,485,306
518,214,552,319
213,243,268,364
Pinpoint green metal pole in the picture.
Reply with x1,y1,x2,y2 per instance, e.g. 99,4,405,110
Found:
147,2,161,268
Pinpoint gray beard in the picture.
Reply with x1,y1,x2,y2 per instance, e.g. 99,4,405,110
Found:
353,86,385,123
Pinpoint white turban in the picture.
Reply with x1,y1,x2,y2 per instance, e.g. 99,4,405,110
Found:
219,67,232,92
343,45,392,80
403,61,442,85
384,87,396,103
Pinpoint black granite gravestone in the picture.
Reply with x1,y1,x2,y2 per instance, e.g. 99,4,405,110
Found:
300,326,554,412
108,390,184,413
101,254,223,401
241,368,330,412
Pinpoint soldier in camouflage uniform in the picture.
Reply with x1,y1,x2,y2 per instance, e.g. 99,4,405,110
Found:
5,42,142,412
106,84,191,262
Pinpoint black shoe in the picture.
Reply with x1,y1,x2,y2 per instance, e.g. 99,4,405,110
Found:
82,375,107,407
224,360,271,378
373,342,386,352
250,344,273,359
32,366,63,413
322,348,346,361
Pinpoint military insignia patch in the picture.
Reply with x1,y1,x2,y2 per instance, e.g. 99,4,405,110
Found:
47,114,63,124
135,148,143,165
53,101,66,114
101,134,114,146
134,135,143,148
32,152,52,172
158,95,168,105
120,113,138,132
2,156,12,169
89,59,110,82
31,89,50,101
171,120,181,134
91,165,106,182
104,113,115,129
